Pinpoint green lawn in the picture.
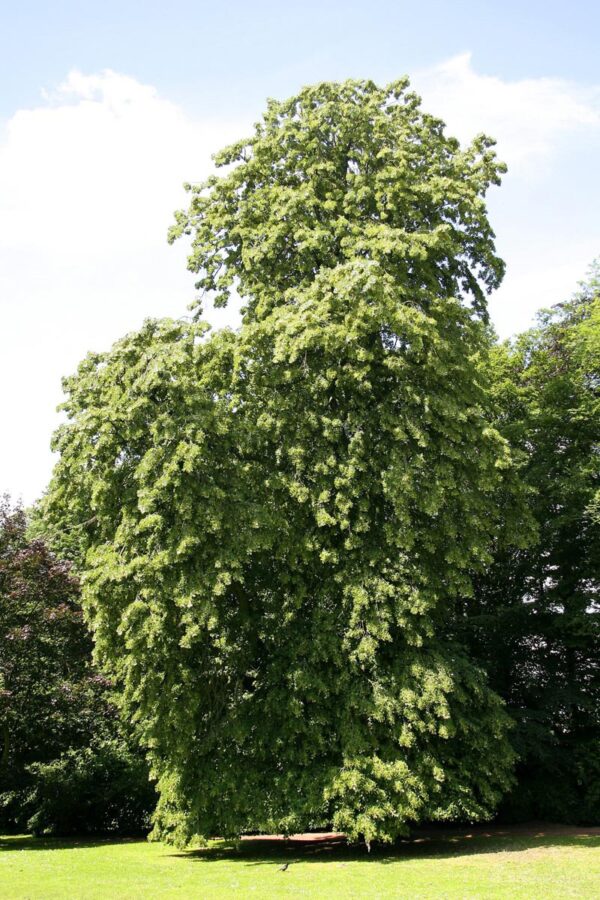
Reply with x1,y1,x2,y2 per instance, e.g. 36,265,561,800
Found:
1,827,599,899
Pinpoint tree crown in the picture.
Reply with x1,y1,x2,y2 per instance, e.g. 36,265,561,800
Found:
170,79,505,320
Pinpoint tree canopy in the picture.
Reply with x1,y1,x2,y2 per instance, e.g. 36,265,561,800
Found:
465,266,600,822
0,497,91,783
0,497,154,835
170,79,505,320
45,79,521,845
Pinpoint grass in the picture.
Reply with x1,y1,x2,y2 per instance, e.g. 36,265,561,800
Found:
1,825,599,899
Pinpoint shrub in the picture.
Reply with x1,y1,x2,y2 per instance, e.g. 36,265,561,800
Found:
24,740,156,837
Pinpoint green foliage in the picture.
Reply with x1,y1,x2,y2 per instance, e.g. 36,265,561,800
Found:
466,264,600,823
170,79,505,320
24,740,156,837
44,79,518,845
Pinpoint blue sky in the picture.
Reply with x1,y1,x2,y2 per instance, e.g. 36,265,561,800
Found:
1,1,599,502
2,0,599,116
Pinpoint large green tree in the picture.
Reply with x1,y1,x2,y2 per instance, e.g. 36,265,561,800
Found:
45,80,520,845
465,267,600,822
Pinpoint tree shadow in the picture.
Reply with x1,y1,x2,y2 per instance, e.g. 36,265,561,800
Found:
0,834,145,853
4,823,599,867
171,824,600,868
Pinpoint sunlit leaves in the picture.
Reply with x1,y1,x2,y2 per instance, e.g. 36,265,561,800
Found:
45,79,516,845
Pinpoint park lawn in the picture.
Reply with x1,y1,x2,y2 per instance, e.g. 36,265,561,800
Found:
1,827,599,899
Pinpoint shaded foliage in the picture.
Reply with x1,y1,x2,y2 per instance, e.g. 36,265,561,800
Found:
465,266,600,823
25,740,155,837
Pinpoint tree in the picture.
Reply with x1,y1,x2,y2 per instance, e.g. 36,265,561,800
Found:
465,265,600,822
0,497,154,834
0,497,93,787
45,79,519,846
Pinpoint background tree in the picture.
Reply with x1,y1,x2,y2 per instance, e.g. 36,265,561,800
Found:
0,497,154,835
465,265,600,822
45,79,521,846
1,498,91,790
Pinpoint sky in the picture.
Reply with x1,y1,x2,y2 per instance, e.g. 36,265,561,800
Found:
1,0,599,504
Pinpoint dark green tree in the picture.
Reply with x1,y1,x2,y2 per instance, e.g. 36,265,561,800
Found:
466,266,600,822
45,80,520,845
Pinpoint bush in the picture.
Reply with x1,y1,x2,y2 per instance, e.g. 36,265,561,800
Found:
498,739,600,825
23,740,156,837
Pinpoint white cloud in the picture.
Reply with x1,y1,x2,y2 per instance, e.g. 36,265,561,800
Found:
0,71,247,504
0,70,244,255
1,63,599,504
413,52,600,174
487,239,600,337
413,54,600,337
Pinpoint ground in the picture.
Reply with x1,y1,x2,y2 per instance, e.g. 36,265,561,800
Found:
1,825,599,898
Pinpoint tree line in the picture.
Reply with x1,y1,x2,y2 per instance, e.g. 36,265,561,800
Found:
1,79,598,841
